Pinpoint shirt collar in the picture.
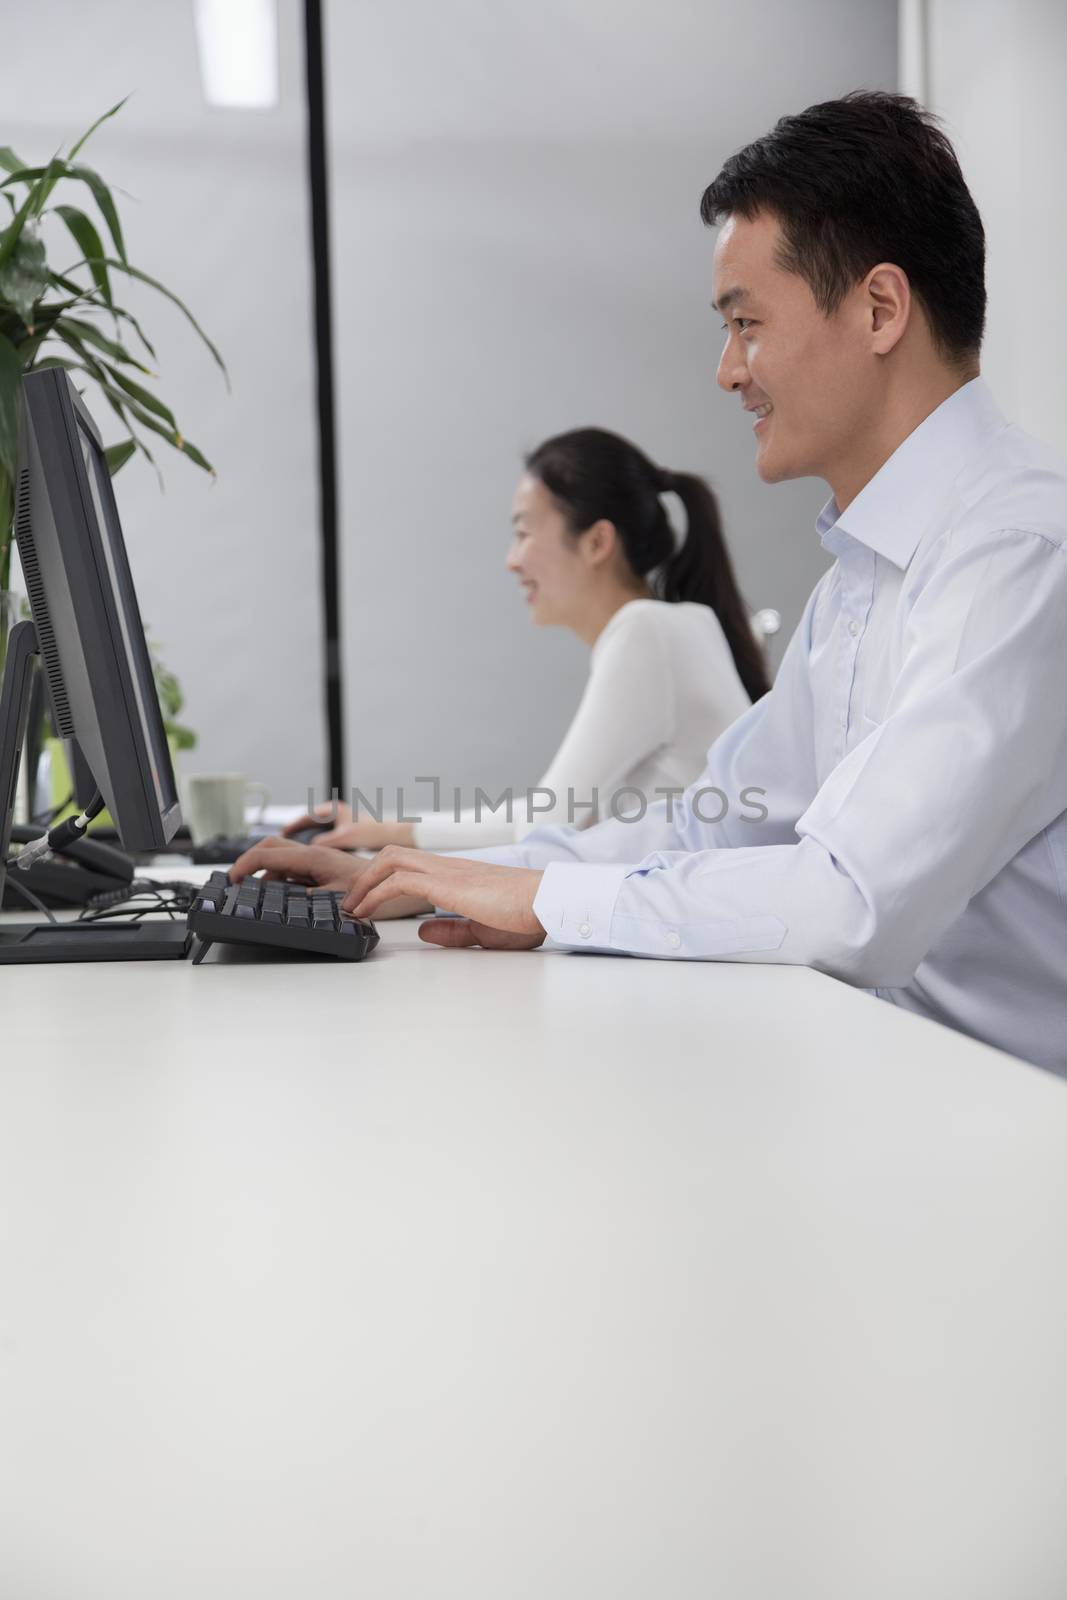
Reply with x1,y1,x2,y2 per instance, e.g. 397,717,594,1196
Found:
815,377,1008,569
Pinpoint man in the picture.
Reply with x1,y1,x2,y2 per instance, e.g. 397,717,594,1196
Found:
236,92,1067,1074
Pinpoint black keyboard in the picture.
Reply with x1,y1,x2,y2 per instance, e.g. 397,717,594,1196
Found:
187,871,379,964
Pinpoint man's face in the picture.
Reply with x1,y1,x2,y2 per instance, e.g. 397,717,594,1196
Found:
713,210,875,491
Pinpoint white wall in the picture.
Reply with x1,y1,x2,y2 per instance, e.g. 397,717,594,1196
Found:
917,0,1067,455
0,0,325,802
2,2,899,809
327,0,899,800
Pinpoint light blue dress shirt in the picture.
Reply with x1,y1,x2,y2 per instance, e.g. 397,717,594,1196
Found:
465,379,1067,1074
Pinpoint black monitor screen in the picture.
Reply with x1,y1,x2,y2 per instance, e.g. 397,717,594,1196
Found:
75,421,177,816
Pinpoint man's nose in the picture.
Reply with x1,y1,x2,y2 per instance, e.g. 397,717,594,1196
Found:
716,334,748,394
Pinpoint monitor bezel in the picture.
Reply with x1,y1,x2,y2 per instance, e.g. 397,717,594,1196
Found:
16,369,182,852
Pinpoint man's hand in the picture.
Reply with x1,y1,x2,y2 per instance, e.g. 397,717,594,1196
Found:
345,847,547,951
229,837,429,919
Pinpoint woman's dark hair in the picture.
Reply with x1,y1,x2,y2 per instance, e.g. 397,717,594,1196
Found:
525,427,770,703
700,90,986,365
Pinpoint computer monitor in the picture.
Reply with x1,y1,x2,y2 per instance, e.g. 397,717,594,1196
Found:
15,368,181,848
0,368,186,961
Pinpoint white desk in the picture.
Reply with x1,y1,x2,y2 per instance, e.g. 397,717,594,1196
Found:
2,903,1066,1598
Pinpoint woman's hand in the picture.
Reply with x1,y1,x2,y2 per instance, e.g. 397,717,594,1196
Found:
229,837,370,895
281,800,353,837
282,802,414,851
307,818,416,850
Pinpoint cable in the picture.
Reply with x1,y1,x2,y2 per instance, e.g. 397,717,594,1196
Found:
1,861,59,922
31,792,73,829
14,790,107,870
75,904,183,925
77,879,198,924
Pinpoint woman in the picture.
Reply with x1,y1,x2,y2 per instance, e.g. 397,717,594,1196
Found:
287,427,768,849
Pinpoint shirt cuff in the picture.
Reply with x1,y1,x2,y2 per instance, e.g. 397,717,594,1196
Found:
532,861,635,950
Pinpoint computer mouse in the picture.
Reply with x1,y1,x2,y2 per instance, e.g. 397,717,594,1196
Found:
289,821,337,845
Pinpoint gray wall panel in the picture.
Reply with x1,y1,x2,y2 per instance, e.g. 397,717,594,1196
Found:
327,0,898,803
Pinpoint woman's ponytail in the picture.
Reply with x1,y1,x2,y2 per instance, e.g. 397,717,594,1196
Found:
525,428,771,704
655,469,771,703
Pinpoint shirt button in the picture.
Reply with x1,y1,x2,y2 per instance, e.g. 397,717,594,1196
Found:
666,931,682,950
578,922,592,939
848,620,860,637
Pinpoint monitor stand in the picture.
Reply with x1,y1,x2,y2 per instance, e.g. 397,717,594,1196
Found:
0,621,189,963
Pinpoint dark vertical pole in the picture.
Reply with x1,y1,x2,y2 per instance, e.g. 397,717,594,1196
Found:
304,0,345,797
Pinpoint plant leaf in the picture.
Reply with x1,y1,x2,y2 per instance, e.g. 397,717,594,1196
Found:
0,147,26,176
28,151,66,221
0,224,48,328
60,337,209,476
57,314,150,372
67,98,130,163
113,392,215,476
44,276,160,366
101,362,175,425
172,435,214,473
53,205,111,305
29,355,82,373
0,163,47,187
39,270,103,316
0,188,35,269
111,304,158,362
87,256,228,387
2,160,127,263
15,327,49,364
104,438,137,474
67,163,127,263
0,330,22,479
49,270,158,360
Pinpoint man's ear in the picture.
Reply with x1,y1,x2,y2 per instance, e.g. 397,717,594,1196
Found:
866,262,911,356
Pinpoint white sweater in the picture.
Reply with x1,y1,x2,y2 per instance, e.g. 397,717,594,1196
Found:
413,599,753,851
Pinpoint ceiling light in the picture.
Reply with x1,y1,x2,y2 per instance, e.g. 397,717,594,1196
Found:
193,0,278,109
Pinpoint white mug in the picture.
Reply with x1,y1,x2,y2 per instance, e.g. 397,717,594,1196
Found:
182,774,270,844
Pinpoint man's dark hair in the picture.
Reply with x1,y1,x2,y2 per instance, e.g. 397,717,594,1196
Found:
701,90,986,365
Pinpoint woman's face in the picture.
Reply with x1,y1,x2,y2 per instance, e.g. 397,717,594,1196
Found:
505,472,590,628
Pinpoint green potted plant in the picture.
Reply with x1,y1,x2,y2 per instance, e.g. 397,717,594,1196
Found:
0,99,225,823
0,97,225,691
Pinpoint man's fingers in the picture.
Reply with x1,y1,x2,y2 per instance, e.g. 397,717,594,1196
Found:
417,917,480,947
347,869,421,918
417,918,544,951
345,846,427,905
